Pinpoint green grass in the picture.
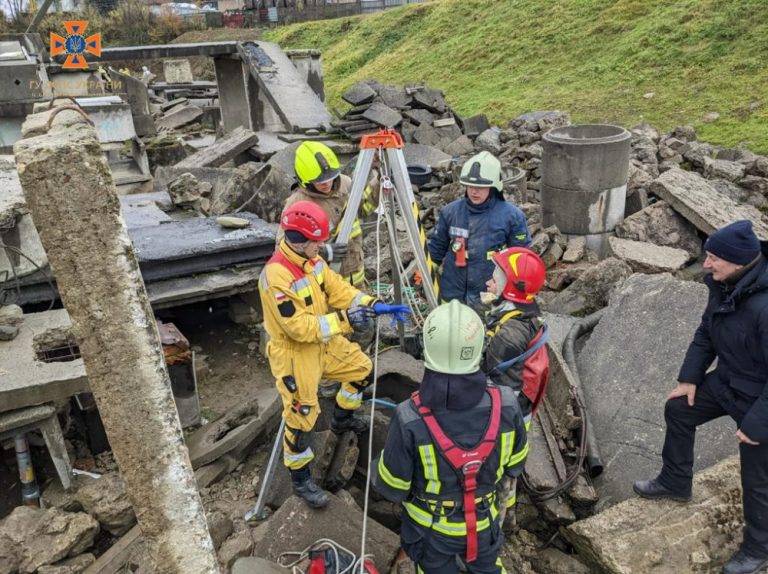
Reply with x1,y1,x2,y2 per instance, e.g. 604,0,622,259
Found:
263,0,768,152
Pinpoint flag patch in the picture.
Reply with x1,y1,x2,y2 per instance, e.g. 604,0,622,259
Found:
275,291,287,301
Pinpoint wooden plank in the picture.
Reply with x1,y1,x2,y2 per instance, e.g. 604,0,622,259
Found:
175,126,258,169
84,525,143,574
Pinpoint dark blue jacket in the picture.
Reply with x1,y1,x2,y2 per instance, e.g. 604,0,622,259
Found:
678,245,768,442
428,194,530,306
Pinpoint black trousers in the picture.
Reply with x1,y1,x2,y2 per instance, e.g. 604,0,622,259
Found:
658,380,768,558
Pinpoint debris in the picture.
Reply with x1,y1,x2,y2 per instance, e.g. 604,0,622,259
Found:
0,304,23,341
474,127,503,155
703,157,746,182
362,101,403,128
544,258,632,316
562,236,586,263
457,114,491,138
74,472,136,537
37,554,95,574
206,511,234,551
216,216,251,229
342,82,377,106
232,557,288,573
0,506,99,574
565,456,742,573
218,530,254,570
156,103,204,131
175,126,259,169
576,273,735,503
614,201,701,260
607,236,689,273
163,59,194,84
251,494,400,572
167,172,213,212
80,524,147,574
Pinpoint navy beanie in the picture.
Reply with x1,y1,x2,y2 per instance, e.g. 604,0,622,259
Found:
704,220,761,265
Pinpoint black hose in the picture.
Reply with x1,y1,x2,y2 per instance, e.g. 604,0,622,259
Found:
562,308,606,478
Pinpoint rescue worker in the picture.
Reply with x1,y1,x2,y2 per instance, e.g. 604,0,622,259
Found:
259,200,409,508
428,151,530,311
277,141,380,287
482,247,549,423
633,220,768,574
372,300,529,574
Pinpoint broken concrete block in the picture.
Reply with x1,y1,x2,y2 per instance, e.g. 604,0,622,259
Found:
411,87,447,113
402,143,452,168
176,126,258,169
433,116,457,128
608,236,689,273
163,58,194,84
342,82,377,106
232,557,289,573
650,167,768,237
156,104,204,131
0,304,23,341
374,84,411,109
216,216,251,229
218,530,254,571
362,101,402,128
403,108,436,126
474,127,503,155
0,212,48,279
36,553,95,574
74,472,136,536
206,511,234,551
252,494,400,572
0,506,99,573
614,201,701,260
325,431,359,492
703,157,746,182
562,236,586,263
457,114,491,138
681,140,717,168
576,273,734,503
444,135,475,156
565,456,742,573
545,258,632,316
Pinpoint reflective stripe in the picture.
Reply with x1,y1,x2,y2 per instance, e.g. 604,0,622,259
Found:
496,431,514,481
338,387,362,402
496,557,508,574
403,500,499,537
377,457,411,490
505,494,516,508
523,415,532,432
283,446,314,469
312,260,325,283
291,277,312,300
350,219,362,239
418,445,441,495
362,185,377,214
350,267,366,286
351,293,374,307
317,312,342,341
508,442,529,467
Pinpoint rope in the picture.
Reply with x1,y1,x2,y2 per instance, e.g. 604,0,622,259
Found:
0,242,57,310
278,538,358,574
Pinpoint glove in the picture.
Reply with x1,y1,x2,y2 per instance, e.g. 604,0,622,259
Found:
372,302,411,324
324,242,348,262
346,304,375,332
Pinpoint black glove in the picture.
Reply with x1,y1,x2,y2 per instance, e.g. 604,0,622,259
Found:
324,242,349,262
346,305,375,333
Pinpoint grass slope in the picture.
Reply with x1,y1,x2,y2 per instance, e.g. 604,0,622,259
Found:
263,0,768,152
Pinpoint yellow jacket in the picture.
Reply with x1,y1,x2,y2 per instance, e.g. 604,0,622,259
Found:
259,241,375,346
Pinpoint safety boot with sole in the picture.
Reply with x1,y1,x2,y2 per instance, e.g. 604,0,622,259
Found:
722,549,768,574
290,468,329,509
331,406,370,435
633,478,692,502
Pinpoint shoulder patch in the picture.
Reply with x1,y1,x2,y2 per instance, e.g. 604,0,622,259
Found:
278,300,296,318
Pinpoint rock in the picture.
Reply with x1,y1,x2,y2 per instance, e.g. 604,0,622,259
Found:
0,506,99,573
702,111,721,123
218,530,254,571
562,236,586,263
531,548,590,574
362,102,402,128
474,127,503,155
703,157,746,182
163,59,193,83
214,162,293,223
411,87,447,113
747,156,768,178
681,141,717,168
544,258,632,316
631,123,660,143
565,456,743,573
649,167,768,237
608,236,689,273
232,557,288,573
0,305,22,341
444,135,475,156
413,122,462,151
402,143,452,168
167,172,212,213
74,472,136,536
542,242,564,267
717,147,757,164
529,231,551,256
251,494,399,572
614,201,701,260
342,82,377,106
739,175,768,195
373,84,411,110
457,114,491,138
216,216,250,229
710,178,766,209
671,125,697,141
157,104,203,131
576,274,734,504
207,510,234,551
37,554,95,574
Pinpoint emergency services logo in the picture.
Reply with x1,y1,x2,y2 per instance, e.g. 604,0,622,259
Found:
50,21,102,70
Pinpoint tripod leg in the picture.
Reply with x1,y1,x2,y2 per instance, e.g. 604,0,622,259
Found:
245,417,286,522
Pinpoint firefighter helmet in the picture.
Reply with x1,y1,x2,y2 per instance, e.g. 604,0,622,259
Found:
294,141,341,187
491,247,546,304
422,300,485,375
459,151,503,193
281,200,330,242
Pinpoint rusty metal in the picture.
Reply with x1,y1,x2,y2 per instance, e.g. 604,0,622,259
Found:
38,340,81,363
45,104,95,130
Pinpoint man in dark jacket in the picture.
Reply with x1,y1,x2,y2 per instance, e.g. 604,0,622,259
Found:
428,152,530,311
372,300,528,574
634,220,768,574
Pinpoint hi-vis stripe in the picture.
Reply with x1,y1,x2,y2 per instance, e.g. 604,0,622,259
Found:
496,431,515,481
410,200,440,301
418,445,441,495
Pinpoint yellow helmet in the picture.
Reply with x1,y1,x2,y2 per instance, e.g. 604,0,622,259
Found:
294,141,341,187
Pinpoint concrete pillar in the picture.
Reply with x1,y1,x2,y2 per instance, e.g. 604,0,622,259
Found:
13,115,219,574
214,55,262,133
286,49,325,102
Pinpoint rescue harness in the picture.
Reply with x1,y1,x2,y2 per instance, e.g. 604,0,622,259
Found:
411,385,502,563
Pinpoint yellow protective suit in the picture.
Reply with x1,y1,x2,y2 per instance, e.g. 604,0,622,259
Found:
259,240,375,469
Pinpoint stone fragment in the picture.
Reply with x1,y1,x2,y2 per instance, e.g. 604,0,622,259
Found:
362,101,402,128
650,167,768,237
702,110,720,123
374,84,411,109
232,557,288,573
562,236,586,263
252,495,399,572
565,456,743,573
710,178,766,209
608,236,689,273
444,135,475,156
167,172,212,212
630,123,660,143
457,114,490,137
474,127,503,155
703,157,746,182
157,104,203,131
411,88,447,113
544,258,632,315
739,175,768,195
671,125,697,141
163,59,193,83
176,126,258,169
0,304,23,341
74,472,136,536
342,82,377,106
614,201,701,260
216,216,250,229
218,530,254,571
403,108,435,126
576,274,734,503
747,156,768,178
37,553,95,574
207,511,234,551
433,117,456,128
531,548,590,574
681,141,717,168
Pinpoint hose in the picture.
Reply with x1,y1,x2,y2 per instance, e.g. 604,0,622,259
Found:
562,308,606,478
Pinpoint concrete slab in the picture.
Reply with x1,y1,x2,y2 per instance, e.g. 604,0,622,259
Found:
175,126,258,169
650,167,768,237
362,101,402,128
403,108,435,127
163,59,194,84
157,104,203,131
0,308,87,413
342,82,376,106
402,143,452,168
607,236,689,273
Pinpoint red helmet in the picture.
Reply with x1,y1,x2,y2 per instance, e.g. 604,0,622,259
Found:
281,200,330,242
491,247,546,304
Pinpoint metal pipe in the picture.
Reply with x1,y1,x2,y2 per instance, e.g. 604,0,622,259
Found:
15,434,40,507
26,0,55,33
245,417,285,522
562,308,606,478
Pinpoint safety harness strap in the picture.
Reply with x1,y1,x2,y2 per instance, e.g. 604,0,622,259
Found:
411,386,502,563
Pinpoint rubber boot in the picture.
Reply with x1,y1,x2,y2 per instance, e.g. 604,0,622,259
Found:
330,404,370,435
290,466,329,509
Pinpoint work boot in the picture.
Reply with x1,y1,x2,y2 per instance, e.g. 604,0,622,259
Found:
290,467,329,509
331,405,370,435
722,549,768,574
632,478,692,502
